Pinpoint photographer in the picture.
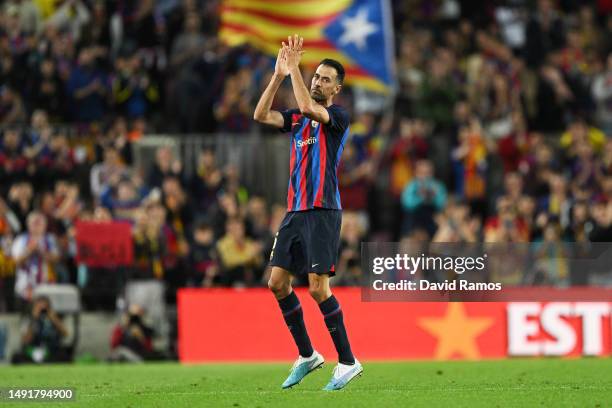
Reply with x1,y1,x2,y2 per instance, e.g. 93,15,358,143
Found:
109,304,154,362
11,295,68,364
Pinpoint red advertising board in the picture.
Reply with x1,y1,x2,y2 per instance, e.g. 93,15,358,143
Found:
75,221,134,267
178,288,612,362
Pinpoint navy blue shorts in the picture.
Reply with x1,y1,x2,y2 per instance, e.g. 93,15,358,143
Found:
269,208,342,276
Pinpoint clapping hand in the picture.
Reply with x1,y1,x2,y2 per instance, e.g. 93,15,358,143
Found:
282,34,304,71
274,47,289,77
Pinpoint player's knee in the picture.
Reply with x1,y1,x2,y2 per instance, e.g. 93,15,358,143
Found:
268,277,290,296
308,285,328,303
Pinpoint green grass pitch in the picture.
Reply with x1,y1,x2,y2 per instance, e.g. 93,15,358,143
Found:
1,359,611,407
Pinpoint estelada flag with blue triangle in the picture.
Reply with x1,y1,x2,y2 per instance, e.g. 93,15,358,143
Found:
220,0,396,93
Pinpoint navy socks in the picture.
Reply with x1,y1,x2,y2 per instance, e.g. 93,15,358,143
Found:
318,295,355,365
278,291,314,358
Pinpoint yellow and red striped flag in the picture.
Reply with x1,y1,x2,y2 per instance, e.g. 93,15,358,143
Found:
219,0,396,93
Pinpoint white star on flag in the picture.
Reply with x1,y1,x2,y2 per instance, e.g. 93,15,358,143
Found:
338,7,378,51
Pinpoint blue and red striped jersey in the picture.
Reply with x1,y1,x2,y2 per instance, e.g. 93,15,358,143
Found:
279,105,350,212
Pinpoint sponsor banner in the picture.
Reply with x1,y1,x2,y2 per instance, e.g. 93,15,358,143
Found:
177,288,611,362
75,221,133,267
361,242,612,301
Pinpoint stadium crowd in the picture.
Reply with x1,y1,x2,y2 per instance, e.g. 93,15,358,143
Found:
0,0,612,317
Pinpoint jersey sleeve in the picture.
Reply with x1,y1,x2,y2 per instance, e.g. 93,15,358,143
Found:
324,105,350,135
278,108,301,133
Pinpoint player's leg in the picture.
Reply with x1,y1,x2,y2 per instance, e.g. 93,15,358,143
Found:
269,269,324,389
308,273,362,390
305,209,363,390
268,266,313,358
307,273,354,364
268,214,324,388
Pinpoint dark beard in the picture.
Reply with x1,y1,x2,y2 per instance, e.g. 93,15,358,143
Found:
311,91,326,102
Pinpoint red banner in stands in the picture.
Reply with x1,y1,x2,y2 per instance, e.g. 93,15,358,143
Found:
75,221,133,267
177,288,612,362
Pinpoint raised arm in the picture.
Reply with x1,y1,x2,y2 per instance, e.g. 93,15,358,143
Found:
253,48,288,128
284,35,330,124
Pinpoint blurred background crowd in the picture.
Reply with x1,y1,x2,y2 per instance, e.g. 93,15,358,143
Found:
1,0,612,325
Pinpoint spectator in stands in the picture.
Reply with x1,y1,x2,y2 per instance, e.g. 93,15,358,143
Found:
90,146,130,200
532,222,570,286
433,198,480,243
387,118,429,199
589,198,612,242
11,295,69,364
485,197,530,243
67,46,108,123
112,52,160,119
147,146,183,189
501,172,527,209
592,52,612,135
0,127,29,186
25,119,52,186
132,206,166,280
335,212,365,286
0,197,18,310
7,0,42,35
45,132,76,182
214,67,254,133
169,11,207,132
537,173,572,231
602,139,612,177
572,143,601,192
415,48,460,131
522,139,558,197
191,148,223,212
46,0,91,42
0,86,26,124
190,221,218,287
30,59,65,120
6,181,33,230
516,196,537,240
12,212,60,307
560,118,606,159
0,197,19,241
100,178,144,220
223,163,249,206
160,176,192,292
497,111,529,175
401,160,447,238
452,119,487,217
216,217,262,286
565,200,591,242
534,62,573,132
339,139,374,216
95,117,133,165
245,196,271,244
524,0,566,68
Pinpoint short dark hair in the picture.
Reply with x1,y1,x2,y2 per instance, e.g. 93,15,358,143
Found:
319,59,345,85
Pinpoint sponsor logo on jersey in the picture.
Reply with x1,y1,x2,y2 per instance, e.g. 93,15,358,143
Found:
296,137,317,148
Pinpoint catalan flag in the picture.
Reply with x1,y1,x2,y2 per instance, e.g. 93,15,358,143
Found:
219,0,396,93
